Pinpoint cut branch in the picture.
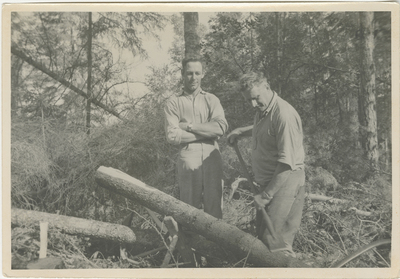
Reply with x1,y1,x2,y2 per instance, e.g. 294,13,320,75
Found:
95,166,308,267
160,216,179,268
145,208,168,234
12,208,136,244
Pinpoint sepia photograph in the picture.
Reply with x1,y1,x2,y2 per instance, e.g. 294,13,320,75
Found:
2,2,399,278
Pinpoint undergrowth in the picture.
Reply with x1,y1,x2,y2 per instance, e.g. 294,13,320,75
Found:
11,225,164,269
10,116,392,268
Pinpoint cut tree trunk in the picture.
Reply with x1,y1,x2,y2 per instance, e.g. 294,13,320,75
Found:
95,166,308,267
12,208,136,244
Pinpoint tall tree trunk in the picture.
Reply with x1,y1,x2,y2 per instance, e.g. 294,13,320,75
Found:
276,12,284,95
11,58,23,117
358,12,379,167
335,90,343,123
250,13,254,71
86,12,93,135
183,13,201,59
314,81,318,124
349,92,361,148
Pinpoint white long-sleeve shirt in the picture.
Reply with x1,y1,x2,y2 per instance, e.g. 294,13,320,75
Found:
164,89,228,145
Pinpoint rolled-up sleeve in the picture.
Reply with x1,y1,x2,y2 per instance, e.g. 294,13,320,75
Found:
164,99,182,145
208,95,229,135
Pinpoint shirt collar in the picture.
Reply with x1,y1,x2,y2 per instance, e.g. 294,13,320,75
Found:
260,91,277,117
258,91,278,119
182,87,204,97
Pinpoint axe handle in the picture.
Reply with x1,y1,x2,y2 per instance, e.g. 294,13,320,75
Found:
233,142,258,194
233,142,279,238
260,205,278,237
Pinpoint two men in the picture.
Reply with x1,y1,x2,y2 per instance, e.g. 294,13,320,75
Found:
227,72,305,257
164,58,228,219
164,61,304,256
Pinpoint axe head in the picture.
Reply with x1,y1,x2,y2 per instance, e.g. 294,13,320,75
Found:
264,234,288,253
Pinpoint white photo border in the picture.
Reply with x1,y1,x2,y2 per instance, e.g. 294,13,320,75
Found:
2,2,399,278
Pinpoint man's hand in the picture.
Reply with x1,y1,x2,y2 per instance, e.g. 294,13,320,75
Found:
226,128,242,146
254,193,272,210
179,122,189,131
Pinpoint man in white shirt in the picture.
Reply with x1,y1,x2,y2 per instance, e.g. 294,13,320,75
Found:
164,58,228,219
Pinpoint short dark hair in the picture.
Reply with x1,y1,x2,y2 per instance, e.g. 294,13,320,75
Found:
182,57,205,72
239,72,270,92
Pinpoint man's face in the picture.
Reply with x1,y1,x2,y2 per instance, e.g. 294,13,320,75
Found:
182,61,204,93
242,83,272,112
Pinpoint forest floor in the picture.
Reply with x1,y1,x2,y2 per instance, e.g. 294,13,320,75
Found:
11,176,392,269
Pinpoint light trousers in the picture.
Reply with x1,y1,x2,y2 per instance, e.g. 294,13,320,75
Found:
256,169,305,255
177,142,223,219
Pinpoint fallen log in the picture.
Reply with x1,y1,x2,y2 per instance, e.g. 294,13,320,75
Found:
306,194,372,216
12,208,136,244
231,179,372,216
95,166,308,267
307,193,349,204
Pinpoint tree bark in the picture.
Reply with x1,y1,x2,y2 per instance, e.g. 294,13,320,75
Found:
276,12,284,95
12,208,136,244
184,13,201,59
358,12,379,167
95,166,308,267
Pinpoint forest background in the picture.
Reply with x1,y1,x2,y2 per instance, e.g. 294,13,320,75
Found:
8,9,394,269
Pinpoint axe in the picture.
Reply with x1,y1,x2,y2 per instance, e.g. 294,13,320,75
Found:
233,141,287,252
